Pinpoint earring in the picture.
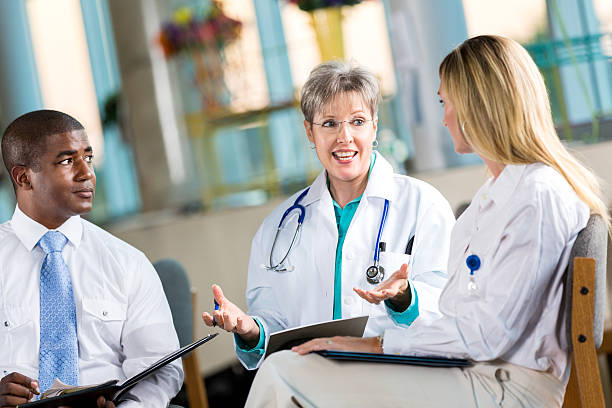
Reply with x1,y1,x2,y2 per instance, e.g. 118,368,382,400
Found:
461,122,467,133
310,142,315,150
372,139,378,148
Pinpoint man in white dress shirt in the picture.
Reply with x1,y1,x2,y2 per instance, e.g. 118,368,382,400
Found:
0,110,183,407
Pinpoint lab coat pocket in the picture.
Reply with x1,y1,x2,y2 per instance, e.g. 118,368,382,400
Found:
81,298,127,348
379,251,411,277
0,306,35,365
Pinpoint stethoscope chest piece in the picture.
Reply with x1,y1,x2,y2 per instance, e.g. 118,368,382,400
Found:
366,264,385,285
364,200,390,285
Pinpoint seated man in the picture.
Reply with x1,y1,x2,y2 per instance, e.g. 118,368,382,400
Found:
0,110,183,407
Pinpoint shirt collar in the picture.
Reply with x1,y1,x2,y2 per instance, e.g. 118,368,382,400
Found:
11,205,83,252
479,164,527,209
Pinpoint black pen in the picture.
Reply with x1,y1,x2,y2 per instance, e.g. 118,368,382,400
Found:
405,235,415,255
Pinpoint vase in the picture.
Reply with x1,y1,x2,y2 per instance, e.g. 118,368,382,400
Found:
190,47,228,114
308,6,344,61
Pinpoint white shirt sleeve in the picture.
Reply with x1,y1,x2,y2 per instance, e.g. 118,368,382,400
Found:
116,253,184,406
384,188,574,362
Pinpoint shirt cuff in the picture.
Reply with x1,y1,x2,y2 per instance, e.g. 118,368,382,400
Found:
384,282,419,326
234,317,266,355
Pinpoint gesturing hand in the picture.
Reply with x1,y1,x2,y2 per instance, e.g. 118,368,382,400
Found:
353,264,412,311
202,284,260,347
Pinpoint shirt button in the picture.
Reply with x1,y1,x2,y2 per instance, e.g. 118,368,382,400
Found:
345,251,354,260
344,297,353,306
3,321,9,327
102,311,108,317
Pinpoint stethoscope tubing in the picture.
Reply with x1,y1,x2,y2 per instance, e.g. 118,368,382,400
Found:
266,187,390,285
266,188,310,272
373,199,390,263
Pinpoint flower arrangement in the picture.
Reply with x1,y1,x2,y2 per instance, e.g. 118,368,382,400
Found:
287,0,364,11
157,2,241,112
158,1,242,58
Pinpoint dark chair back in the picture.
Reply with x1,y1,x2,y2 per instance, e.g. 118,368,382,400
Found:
153,259,210,408
154,258,193,348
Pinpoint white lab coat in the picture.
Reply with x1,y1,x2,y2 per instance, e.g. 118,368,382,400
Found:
236,152,455,369
383,163,590,381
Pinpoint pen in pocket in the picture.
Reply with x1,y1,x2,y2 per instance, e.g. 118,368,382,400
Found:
405,235,415,255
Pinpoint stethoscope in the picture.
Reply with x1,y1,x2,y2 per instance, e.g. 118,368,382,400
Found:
264,188,310,272
264,188,391,286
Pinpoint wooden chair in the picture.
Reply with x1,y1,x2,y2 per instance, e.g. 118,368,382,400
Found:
562,214,608,408
154,259,209,408
596,218,612,397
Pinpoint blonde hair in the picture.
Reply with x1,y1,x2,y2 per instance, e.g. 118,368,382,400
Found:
439,35,610,229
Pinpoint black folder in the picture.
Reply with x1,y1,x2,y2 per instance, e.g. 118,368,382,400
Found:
265,316,368,357
17,333,218,407
315,350,471,367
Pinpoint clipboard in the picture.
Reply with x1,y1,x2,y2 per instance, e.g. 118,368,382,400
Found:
314,350,471,367
17,333,218,407
266,316,368,357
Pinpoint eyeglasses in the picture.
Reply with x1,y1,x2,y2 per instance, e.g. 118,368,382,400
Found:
311,118,374,134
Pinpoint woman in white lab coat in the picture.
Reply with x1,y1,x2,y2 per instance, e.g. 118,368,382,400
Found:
201,61,455,370
244,36,611,407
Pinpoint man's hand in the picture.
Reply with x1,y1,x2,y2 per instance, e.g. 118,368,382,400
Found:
96,395,115,408
202,284,260,347
353,264,412,311
0,372,39,407
291,336,383,355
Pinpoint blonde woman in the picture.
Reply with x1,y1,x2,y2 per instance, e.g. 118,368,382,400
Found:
244,35,610,407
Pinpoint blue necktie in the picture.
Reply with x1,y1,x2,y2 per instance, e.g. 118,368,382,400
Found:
38,231,79,392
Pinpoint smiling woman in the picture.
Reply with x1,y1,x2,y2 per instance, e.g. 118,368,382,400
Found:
200,60,456,373
300,61,379,206
305,91,377,206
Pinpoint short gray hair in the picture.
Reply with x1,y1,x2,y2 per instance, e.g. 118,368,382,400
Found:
300,61,380,124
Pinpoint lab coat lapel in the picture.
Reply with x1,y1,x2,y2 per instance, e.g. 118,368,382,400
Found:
341,154,395,313
306,171,337,320
363,152,396,203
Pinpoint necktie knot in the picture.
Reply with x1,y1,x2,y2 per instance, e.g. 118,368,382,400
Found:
38,231,68,254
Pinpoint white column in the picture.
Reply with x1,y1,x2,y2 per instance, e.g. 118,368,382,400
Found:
385,0,479,171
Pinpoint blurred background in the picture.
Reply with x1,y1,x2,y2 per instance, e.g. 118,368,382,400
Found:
1,0,612,406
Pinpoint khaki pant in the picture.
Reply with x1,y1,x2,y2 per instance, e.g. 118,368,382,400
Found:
245,351,565,407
